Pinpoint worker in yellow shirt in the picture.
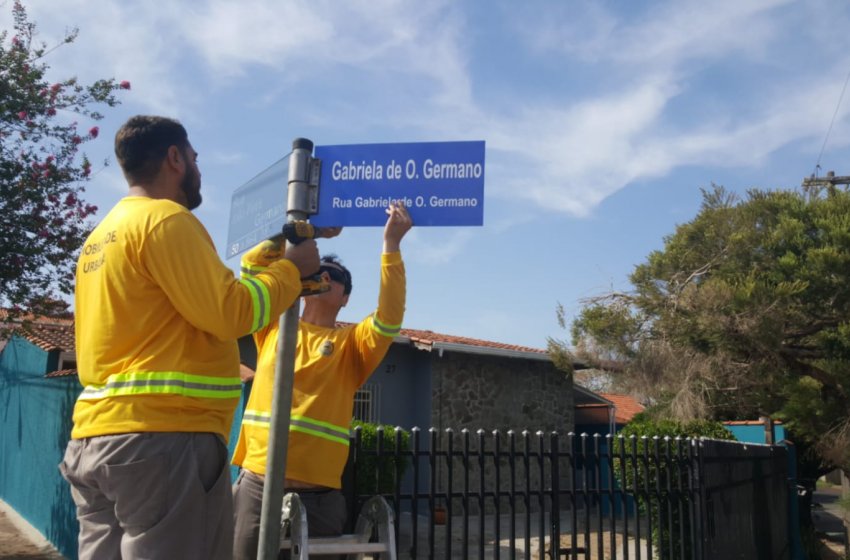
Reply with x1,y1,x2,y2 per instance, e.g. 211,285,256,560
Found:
231,202,412,559
60,115,323,560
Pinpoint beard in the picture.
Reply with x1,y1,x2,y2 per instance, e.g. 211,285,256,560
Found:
180,159,202,211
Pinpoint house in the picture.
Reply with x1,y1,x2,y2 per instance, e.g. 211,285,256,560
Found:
574,391,646,435
239,325,578,436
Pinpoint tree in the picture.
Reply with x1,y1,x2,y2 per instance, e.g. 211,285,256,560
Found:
0,1,129,324
564,184,850,475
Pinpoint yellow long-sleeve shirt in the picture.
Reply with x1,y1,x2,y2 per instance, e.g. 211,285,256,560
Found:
232,249,405,488
72,197,301,440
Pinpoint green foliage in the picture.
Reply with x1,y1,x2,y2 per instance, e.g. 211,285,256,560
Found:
617,412,737,441
0,2,127,323
613,414,736,557
567,184,850,473
352,421,410,496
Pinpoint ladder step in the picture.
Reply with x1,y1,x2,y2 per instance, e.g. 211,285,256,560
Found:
281,535,390,554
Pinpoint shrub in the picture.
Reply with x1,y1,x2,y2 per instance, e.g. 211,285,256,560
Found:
612,413,736,558
351,421,410,496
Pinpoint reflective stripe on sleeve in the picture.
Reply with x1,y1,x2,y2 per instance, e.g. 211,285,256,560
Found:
242,410,350,447
238,276,271,332
371,314,401,338
78,371,242,400
241,409,272,427
240,262,267,277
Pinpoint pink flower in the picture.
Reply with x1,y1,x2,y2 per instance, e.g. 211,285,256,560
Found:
42,169,51,178
119,80,131,90
64,193,77,206
17,111,27,120
46,108,56,116
89,126,99,139
11,36,20,47
46,155,55,163
38,229,49,238
71,135,82,145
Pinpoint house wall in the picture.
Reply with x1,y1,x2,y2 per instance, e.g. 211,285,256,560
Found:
0,337,81,559
367,345,431,431
724,422,787,444
431,351,573,433
429,350,574,513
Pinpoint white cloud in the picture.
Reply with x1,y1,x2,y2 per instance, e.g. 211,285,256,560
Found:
407,229,475,265
9,0,850,222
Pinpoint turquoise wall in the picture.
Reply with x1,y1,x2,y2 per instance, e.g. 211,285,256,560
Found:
724,423,787,444
0,336,82,559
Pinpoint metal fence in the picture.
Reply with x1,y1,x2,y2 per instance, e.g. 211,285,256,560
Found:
345,427,792,559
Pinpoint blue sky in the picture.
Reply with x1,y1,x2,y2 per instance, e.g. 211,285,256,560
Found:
8,1,850,350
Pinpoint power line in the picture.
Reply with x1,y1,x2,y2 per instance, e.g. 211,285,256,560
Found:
813,67,850,178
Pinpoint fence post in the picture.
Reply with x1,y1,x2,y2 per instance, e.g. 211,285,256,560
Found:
493,430,502,560
689,438,704,560
550,432,561,560
478,429,486,560
411,427,420,559
446,428,455,560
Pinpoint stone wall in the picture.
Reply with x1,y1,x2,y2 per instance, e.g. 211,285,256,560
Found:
430,351,573,434
428,351,574,514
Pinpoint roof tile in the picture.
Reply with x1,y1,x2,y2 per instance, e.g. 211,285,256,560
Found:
598,393,645,423
45,368,78,379
21,321,75,352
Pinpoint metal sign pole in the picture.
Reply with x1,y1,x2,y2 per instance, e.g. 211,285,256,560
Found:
257,138,318,560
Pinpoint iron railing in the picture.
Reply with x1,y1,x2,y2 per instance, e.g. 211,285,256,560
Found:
345,427,792,559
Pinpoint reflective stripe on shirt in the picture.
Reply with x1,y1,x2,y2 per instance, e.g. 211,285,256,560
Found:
242,409,350,446
238,276,271,332
240,262,267,277
78,371,242,400
371,314,401,338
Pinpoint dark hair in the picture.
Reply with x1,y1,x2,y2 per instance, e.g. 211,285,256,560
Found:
114,115,189,185
320,254,352,295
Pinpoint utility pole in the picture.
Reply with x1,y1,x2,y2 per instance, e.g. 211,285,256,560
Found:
257,138,320,560
801,170,850,190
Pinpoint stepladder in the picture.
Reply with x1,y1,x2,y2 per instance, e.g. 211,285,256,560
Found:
280,494,397,559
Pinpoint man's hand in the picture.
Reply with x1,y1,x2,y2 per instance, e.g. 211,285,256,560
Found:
383,202,412,253
284,239,320,278
314,226,343,239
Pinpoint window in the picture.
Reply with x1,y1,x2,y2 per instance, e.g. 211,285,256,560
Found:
353,383,381,424
59,351,77,371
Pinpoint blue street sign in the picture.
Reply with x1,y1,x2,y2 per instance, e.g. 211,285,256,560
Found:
311,141,484,227
225,157,288,259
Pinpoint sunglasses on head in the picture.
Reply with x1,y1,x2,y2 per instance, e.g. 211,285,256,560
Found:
320,265,352,293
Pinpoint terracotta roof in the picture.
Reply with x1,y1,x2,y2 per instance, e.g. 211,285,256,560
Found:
13,318,75,352
597,393,645,424
14,316,549,363
398,326,547,355
45,369,78,379
334,321,547,356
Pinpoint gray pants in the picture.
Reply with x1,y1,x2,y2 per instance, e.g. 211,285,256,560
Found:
232,470,347,560
60,432,233,560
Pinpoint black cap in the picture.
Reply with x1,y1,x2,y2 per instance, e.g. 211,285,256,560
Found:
292,138,313,151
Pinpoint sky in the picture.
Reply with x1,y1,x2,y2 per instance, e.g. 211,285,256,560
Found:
6,0,850,351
